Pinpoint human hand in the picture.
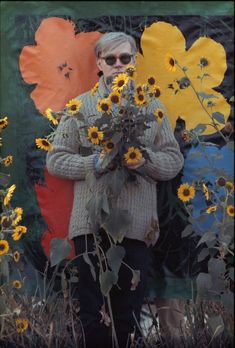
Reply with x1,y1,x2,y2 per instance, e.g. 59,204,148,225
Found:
124,157,146,170
94,150,106,174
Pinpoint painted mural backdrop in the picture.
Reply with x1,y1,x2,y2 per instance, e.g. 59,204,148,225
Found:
1,2,234,298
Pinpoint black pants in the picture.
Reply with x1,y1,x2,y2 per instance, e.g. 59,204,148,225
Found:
73,230,151,348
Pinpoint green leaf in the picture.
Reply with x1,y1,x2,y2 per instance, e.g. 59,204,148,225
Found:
197,231,216,246
192,124,207,135
99,270,118,296
50,238,72,267
197,248,209,262
181,224,194,238
106,169,127,196
83,253,96,281
100,146,119,170
221,292,234,314
0,258,9,280
196,272,212,294
86,191,110,224
212,112,225,124
106,245,125,275
207,315,224,337
85,171,97,189
197,92,218,99
102,209,132,243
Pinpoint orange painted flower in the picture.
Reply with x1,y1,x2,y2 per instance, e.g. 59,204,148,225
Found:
19,17,102,113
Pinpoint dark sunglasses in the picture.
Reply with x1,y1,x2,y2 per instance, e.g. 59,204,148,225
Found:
101,54,133,66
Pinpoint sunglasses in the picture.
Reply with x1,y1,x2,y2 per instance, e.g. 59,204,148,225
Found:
101,53,133,66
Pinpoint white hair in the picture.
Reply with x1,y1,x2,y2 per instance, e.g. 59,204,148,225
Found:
95,32,137,58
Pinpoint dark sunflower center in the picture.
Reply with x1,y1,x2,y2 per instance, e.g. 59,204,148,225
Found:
2,217,11,228
91,132,98,138
130,152,137,159
101,103,109,111
183,189,190,196
154,89,160,97
111,95,119,103
70,105,77,111
169,58,175,67
18,323,25,329
42,140,49,146
0,244,5,251
217,177,226,186
138,94,144,101
107,142,114,149
148,77,155,85
200,58,209,67
229,207,234,214
137,87,142,94
158,111,163,118
118,80,125,87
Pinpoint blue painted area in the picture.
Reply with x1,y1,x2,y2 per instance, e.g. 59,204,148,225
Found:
181,143,234,235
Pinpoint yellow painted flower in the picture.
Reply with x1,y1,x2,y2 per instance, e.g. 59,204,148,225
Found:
177,183,195,202
135,22,230,133
91,82,99,96
12,207,23,226
165,53,177,72
12,226,27,241
206,205,217,214
3,155,13,167
154,108,165,124
147,76,157,86
108,91,121,105
35,138,53,151
134,93,146,106
112,73,129,92
227,205,234,217
13,280,22,289
103,140,115,153
3,184,16,206
124,147,142,165
202,183,209,200
16,318,29,333
125,64,137,79
66,98,82,114
226,181,234,192
0,116,8,129
13,250,21,262
87,126,104,145
97,98,112,114
44,108,58,125
0,240,9,255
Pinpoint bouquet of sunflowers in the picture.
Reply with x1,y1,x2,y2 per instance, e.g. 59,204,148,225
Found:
84,66,163,180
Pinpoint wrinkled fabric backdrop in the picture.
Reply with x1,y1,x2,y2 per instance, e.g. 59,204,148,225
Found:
0,1,234,298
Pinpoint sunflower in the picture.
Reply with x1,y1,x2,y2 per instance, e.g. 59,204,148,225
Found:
66,98,82,114
1,215,12,228
108,91,121,105
177,183,195,202
165,53,177,72
152,85,161,98
12,207,23,226
206,205,217,214
12,226,27,241
44,108,58,125
112,73,129,92
13,280,22,289
226,181,234,192
147,76,156,86
0,116,8,129
134,93,146,106
154,108,165,124
216,176,226,187
202,183,209,200
3,184,16,206
0,240,9,255
87,126,104,145
103,140,115,152
13,251,21,262
16,318,29,334
124,147,142,165
97,98,112,114
125,65,137,79
91,82,99,96
35,138,53,152
226,205,234,217
3,155,13,167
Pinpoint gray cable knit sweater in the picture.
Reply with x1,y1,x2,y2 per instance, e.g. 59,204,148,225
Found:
46,76,184,244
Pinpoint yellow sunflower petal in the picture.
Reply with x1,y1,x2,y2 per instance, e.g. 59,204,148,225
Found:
0,240,9,255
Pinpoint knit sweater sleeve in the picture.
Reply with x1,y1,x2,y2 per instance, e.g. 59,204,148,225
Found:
46,115,96,180
144,101,184,181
